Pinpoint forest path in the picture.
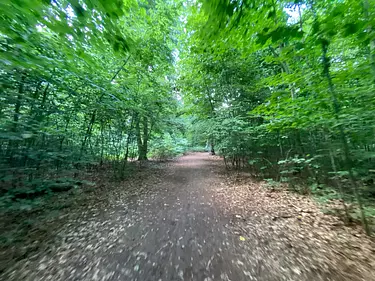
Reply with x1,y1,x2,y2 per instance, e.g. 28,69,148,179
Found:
3,153,374,281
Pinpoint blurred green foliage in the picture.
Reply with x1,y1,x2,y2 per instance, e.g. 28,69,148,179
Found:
178,0,375,233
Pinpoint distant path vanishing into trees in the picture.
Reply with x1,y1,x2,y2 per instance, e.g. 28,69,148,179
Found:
3,153,374,281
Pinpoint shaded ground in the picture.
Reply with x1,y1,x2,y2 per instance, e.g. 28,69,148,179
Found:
1,153,374,280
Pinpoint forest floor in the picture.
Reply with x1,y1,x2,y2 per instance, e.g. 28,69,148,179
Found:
1,153,375,281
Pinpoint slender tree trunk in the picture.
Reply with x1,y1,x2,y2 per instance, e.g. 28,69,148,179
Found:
100,121,105,166
278,130,284,158
120,114,135,175
135,114,148,161
142,117,149,158
210,138,215,155
328,145,350,224
8,74,25,167
79,57,131,162
321,39,370,234
124,130,132,162
80,110,96,158
137,116,149,161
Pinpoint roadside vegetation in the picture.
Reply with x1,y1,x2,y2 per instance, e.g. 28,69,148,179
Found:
0,0,374,246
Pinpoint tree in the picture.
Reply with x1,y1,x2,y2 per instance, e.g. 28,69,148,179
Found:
0,0,182,197
178,0,375,233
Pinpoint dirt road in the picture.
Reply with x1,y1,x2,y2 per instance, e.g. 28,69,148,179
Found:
2,153,374,281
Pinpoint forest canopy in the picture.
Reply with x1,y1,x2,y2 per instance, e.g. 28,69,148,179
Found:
0,0,374,233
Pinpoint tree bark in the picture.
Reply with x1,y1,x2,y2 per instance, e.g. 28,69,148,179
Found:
136,114,148,161
321,38,370,234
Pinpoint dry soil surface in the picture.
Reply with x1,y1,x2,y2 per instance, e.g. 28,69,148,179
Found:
1,153,375,281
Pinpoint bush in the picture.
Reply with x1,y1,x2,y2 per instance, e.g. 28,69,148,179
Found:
149,135,188,160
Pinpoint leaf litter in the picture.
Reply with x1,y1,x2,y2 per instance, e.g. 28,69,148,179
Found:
1,153,374,281
212,164,375,281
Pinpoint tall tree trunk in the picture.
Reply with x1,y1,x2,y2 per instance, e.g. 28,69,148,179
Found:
135,114,148,161
80,110,96,159
321,38,370,234
121,114,135,175
142,116,149,159
100,120,105,166
79,57,131,162
328,144,350,224
210,137,215,155
8,74,25,167
136,116,149,161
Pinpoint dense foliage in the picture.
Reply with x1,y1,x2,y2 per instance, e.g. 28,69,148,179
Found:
178,0,375,233
0,0,185,202
1,0,374,233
